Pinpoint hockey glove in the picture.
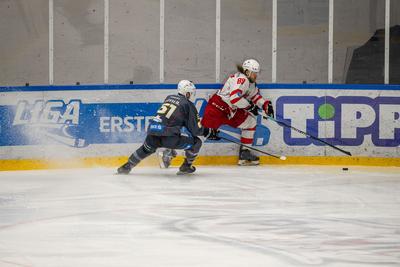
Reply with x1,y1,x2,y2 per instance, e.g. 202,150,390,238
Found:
263,101,274,118
204,128,221,140
246,103,259,116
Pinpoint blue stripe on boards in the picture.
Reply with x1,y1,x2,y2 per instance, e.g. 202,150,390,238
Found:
1,83,399,92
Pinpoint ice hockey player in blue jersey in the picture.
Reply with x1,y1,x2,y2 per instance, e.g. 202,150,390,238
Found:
117,80,219,175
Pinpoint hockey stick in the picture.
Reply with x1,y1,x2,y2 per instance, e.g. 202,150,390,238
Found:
263,115,352,156
219,136,287,160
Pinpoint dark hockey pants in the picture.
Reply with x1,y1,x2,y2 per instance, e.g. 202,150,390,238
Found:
128,134,202,166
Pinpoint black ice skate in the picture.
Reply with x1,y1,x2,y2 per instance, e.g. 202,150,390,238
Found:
158,149,177,169
117,161,134,174
238,145,260,166
176,159,196,175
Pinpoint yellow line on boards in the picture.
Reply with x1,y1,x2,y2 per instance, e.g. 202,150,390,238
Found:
1,156,399,171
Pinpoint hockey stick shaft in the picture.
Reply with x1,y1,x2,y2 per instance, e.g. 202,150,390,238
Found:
263,115,352,156
219,136,286,160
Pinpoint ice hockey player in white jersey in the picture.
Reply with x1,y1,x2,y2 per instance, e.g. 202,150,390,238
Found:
201,59,274,166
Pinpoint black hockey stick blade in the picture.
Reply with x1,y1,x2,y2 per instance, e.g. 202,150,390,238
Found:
219,136,286,160
263,115,352,156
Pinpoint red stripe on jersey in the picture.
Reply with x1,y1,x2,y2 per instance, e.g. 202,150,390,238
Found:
250,93,259,101
240,137,253,144
252,95,262,103
230,89,242,96
231,97,242,104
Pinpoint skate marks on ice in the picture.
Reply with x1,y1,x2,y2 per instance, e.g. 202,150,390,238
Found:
139,166,400,266
0,166,399,266
165,214,400,266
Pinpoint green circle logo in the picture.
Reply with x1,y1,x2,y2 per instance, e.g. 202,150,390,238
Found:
318,103,335,119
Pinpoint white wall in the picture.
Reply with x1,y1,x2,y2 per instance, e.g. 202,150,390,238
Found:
1,0,399,86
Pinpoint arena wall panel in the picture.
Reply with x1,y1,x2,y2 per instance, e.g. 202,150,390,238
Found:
0,83,399,170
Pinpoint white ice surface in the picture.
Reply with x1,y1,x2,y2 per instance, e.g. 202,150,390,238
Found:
0,166,399,267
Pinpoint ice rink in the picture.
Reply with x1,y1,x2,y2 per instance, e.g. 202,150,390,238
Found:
0,165,399,267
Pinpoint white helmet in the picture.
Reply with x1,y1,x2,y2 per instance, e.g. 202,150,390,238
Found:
242,59,260,73
177,80,196,102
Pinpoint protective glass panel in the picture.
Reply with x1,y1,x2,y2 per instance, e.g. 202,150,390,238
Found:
334,0,385,84
220,0,272,83
277,0,329,83
54,0,104,85
390,0,400,84
164,0,215,83
0,0,49,86
109,0,159,84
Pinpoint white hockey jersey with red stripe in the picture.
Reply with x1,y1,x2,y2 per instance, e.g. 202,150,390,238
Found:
217,72,268,112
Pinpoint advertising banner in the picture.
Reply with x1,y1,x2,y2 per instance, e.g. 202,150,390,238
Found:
0,84,399,163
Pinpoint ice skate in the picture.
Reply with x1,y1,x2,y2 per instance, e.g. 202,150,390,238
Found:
176,159,196,175
158,149,177,169
117,162,134,174
238,145,259,166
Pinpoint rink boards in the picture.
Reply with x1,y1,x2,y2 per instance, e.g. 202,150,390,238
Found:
0,83,399,170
